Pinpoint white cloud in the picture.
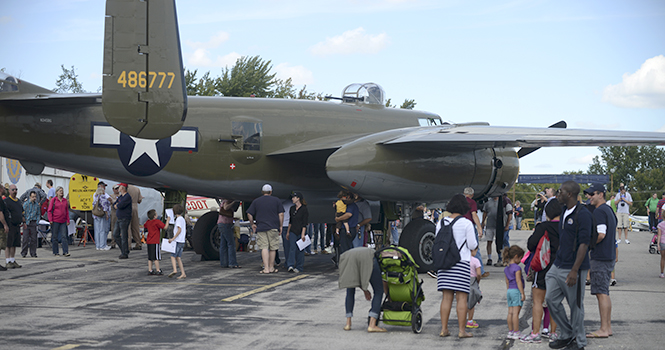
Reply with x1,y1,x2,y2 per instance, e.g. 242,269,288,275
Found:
274,63,314,86
602,55,665,109
186,50,241,68
309,27,389,56
658,124,665,132
185,32,230,50
569,154,596,165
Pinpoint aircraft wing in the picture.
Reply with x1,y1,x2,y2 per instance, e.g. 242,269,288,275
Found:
381,124,665,150
0,93,101,106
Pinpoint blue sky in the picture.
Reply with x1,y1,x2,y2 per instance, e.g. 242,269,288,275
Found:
2,0,664,176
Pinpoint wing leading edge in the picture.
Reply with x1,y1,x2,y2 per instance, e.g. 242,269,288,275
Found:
381,124,665,150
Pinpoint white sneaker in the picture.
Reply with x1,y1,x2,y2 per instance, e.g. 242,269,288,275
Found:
311,250,317,255
102,246,111,251
625,240,630,244
616,239,621,244
96,248,100,251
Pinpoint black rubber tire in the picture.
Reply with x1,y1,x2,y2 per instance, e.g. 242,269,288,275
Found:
411,309,423,334
649,247,656,254
191,211,220,260
399,218,436,273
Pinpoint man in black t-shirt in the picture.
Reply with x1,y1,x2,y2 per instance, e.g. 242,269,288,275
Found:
584,183,617,339
4,185,24,268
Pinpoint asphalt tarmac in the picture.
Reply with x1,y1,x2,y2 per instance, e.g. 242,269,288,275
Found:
1,229,663,350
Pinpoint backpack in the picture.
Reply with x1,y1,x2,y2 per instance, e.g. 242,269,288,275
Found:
432,216,466,271
530,229,551,272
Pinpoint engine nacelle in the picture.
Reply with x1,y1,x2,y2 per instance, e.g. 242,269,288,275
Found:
325,130,519,202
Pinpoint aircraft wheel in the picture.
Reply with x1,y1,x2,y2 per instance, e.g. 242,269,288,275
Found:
191,211,220,260
399,218,436,273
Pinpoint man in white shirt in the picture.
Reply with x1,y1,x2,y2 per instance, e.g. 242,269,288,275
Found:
615,184,632,244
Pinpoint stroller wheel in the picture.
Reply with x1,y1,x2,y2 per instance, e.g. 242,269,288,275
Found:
650,247,657,254
411,309,423,334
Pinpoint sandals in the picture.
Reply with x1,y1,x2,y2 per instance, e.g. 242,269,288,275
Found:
458,332,473,338
439,330,451,337
586,332,609,338
167,272,177,278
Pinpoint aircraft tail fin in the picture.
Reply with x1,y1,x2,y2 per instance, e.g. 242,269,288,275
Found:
102,0,187,140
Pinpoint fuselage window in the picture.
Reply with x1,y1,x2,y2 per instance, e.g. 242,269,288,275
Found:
232,121,262,151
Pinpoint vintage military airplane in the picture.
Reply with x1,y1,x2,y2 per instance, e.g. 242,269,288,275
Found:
1,0,664,270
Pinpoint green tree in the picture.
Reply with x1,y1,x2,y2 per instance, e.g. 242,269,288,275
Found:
54,64,85,93
270,77,297,99
587,146,665,215
385,98,417,109
400,99,416,110
216,55,276,97
185,69,217,96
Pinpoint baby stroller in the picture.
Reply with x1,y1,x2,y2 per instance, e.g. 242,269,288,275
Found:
375,245,425,333
649,232,660,254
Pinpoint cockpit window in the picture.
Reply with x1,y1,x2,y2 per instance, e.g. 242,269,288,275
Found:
342,82,384,105
418,117,444,126
0,72,19,93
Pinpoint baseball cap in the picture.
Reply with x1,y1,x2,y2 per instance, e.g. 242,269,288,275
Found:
98,181,107,187
583,183,606,195
290,191,303,199
262,184,272,192
118,183,128,188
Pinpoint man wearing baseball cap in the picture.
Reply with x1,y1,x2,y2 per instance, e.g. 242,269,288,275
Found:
583,183,617,339
246,184,284,274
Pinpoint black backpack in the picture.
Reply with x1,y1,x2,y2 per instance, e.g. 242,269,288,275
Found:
432,216,466,271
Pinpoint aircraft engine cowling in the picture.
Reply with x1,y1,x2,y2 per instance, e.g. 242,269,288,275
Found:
325,132,519,202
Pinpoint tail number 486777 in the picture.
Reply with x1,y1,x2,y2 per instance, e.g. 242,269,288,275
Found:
116,71,175,89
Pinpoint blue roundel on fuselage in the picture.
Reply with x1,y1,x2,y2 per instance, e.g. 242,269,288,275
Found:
116,133,173,177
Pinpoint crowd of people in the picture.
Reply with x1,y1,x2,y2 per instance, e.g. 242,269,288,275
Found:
3,178,662,348
335,180,648,350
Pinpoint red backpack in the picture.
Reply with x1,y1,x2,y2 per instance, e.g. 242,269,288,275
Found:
530,230,551,272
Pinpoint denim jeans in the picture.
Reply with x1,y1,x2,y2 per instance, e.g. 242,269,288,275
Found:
345,259,383,319
473,226,485,274
281,226,289,265
304,224,312,254
287,231,305,271
503,230,510,249
51,221,69,255
218,223,238,267
93,215,109,249
391,226,399,245
311,223,325,250
352,226,365,248
113,218,131,257
339,226,355,255
515,217,522,230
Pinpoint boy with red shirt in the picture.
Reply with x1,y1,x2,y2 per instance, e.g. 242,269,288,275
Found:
144,209,168,275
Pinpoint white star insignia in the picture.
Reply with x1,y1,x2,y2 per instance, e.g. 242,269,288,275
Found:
128,137,160,167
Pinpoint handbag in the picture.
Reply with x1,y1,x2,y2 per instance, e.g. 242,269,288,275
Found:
92,196,105,217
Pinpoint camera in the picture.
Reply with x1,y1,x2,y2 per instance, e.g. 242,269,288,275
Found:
620,202,626,207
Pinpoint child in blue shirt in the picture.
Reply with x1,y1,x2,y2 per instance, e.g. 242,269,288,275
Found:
504,245,525,340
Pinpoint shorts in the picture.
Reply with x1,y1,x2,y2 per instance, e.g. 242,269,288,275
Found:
0,228,6,250
256,229,280,251
6,224,21,247
507,288,523,307
148,243,161,261
484,228,496,241
171,242,184,258
616,212,630,229
660,243,665,251
590,259,614,295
